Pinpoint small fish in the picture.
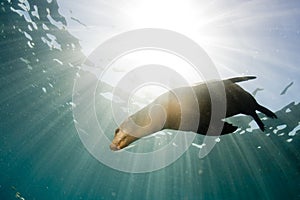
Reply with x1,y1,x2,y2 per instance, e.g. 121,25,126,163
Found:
251,88,264,96
280,81,293,95
70,17,87,27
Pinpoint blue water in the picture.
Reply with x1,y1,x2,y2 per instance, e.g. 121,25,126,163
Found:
1,0,300,199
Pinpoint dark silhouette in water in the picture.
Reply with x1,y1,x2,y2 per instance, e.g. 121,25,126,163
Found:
252,88,264,96
70,17,87,27
280,81,294,95
110,76,277,150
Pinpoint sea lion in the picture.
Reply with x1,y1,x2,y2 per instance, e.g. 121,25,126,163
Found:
110,76,277,151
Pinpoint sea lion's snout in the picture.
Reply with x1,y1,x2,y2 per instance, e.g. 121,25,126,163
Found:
110,128,138,151
110,143,120,151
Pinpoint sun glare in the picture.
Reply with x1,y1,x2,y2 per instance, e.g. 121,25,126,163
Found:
124,0,199,33
102,49,203,101
120,0,236,79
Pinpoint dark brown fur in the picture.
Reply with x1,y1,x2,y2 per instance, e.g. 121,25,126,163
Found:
110,76,277,150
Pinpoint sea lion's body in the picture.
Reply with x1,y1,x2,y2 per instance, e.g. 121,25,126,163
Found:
110,76,277,150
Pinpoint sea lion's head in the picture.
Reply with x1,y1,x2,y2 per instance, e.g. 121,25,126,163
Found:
110,128,138,151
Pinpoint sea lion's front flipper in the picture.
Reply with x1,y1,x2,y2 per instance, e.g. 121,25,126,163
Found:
220,122,238,135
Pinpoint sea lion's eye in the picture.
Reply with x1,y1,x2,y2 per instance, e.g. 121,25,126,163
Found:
114,128,120,136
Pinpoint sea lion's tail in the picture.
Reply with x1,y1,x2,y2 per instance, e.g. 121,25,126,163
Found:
227,76,256,83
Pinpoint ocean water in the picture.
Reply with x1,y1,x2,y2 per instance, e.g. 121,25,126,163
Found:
1,0,300,200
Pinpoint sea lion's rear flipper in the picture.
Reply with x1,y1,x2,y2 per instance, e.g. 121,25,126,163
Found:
220,122,238,135
226,76,256,83
257,104,277,119
250,112,265,131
